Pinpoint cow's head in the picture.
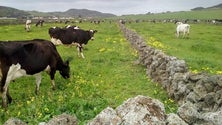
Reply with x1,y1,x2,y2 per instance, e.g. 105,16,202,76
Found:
59,60,70,79
89,30,97,40
49,27,67,39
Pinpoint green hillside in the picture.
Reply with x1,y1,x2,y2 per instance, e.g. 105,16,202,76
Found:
0,6,30,17
0,6,116,18
119,9,222,20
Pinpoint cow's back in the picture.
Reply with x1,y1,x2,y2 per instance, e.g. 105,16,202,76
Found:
0,39,62,75
75,29,91,44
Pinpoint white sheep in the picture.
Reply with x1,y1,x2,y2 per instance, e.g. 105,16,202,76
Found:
176,22,190,38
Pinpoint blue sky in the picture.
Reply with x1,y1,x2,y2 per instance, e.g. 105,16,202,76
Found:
0,0,221,15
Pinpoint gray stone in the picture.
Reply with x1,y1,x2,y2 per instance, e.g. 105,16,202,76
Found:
116,95,166,125
186,92,200,103
4,118,27,125
87,107,121,125
177,102,200,124
201,110,222,125
46,113,78,125
166,113,188,125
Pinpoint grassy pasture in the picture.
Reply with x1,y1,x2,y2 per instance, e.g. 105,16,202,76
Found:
120,9,222,20
126,22,222,74
0,22,177,124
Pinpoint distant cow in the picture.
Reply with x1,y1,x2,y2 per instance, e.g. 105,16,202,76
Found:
175,22,190,38
48,26,97,58
36,19,44,27
25,19,31,32
0,39,70,109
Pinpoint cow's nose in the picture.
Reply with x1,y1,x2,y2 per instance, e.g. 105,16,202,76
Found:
91,37,94,40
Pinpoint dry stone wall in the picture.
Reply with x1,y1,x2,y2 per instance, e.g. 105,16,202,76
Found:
119,23,222,124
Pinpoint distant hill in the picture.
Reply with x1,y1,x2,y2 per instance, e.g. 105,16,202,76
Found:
0,6,116,18
191,3,222,11
29,9,116,18
0,6,30,17
63,9,115,18
207,3,222,9
118,3,222,20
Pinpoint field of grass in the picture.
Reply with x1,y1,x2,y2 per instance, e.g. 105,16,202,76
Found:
119,9,222,20
126,22,222,74
0,22,177,124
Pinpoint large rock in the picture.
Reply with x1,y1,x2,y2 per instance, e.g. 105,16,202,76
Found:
116,95,166,125
177,102,201,124
201,110,222,125
88,95,166,125
87,107,121,125
45,113,78,125
166,113,188,125
4,118,27,125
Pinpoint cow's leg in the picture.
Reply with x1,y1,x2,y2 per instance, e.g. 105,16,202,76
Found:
6,88,12,104
76,43,85,58
183,31,185,38
1,74,11,109
187,30,190,38
2,86,8,109
34,73,42,94
79,46,85,59
51,80,56,90
1,64,18,109
77,46,80,57
49,69,56,90
176,31,179,38
1,75,8,109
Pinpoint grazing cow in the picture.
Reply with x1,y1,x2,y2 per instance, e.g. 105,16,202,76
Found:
119,19,126,24
25,19,31,32
0,39,70,109
35,19,44,27
175,22,190,38
48,26,97,58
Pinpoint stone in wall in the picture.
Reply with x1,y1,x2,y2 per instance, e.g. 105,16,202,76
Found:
87,107,121,125
88,95,167,125
39,113,78,125
4,118,27,125
166,113,188,125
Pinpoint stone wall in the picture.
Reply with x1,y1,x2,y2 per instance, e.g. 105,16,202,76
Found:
118,23,222,124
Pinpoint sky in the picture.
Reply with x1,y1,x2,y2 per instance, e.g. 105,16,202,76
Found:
0,0,222,16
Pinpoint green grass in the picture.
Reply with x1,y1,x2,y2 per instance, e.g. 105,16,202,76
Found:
127,22,222,74
0,22,177,124
118,9,222,20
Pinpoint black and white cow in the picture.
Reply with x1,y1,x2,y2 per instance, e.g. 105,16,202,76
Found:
48,26,97,58
0,39,70,109
25,19,31,32
36,19,44,27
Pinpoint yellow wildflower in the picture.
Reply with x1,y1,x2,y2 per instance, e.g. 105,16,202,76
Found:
99,48,106,52
27,100,31,105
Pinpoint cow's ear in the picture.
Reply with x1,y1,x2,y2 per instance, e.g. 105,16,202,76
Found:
23,43,35,52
